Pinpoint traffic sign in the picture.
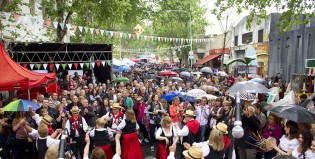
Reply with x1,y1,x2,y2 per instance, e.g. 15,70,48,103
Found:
134,24,144,35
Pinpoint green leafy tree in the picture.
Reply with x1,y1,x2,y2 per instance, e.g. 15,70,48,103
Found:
212,0,315,33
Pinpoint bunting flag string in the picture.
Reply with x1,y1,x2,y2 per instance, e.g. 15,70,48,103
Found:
30,64,35,70
55,64,60,70
2,12,214,43
80,63,84,69
43,64,48,70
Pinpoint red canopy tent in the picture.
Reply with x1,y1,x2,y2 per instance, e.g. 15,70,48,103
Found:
0,43,56,99
130,56,140,62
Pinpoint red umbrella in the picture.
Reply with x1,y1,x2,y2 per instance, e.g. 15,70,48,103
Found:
130,56,140,62
159,71,178,76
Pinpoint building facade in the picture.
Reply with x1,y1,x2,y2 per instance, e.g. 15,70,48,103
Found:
230,14,271,76
268,14,315,81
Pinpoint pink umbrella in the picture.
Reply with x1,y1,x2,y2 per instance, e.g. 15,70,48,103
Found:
130,56,140,62
159,71,178,77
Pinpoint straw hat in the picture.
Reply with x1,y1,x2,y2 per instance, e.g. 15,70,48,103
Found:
214,122,228,134
111,103,123,109
182,146,204,159
183,110,195,117
41,115,53,125
70,106,81,113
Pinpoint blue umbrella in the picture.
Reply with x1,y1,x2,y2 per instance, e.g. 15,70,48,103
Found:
178,93,196,103
180,71,191,77
112,68,119,73
117,65,131,72
161,92,180,101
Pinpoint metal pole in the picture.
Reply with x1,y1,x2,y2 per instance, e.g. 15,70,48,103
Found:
189,14,193,68
28,89,31,100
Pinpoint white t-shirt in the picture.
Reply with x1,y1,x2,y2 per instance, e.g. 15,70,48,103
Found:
292,145,314,159
279,135,299,152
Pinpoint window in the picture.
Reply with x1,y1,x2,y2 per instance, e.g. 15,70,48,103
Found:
234,36,238,46
29,0,35,16
242,32,253,44
258,29,264,43
297,36,301,48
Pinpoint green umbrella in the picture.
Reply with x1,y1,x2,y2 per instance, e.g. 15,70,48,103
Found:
3,99,40,111
112,77,129,83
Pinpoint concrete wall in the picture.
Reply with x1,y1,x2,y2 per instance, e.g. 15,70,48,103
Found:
268,14,315,81
210,32,231,50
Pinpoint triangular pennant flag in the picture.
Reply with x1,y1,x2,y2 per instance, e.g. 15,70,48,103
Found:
55,64,60,70
96,61,101,67
38,19,44,25
45,19,51,27
53,22,58,28
60,23,65,30
22,64,28,68
137,35,140,39
90,62,95,68
114,32,119,38
95,29,100,35
30,17,36,25
84,27,89,33
78,26,83,32
13,13,20,22
49,64,54,70
72,25,77,32
144,36,147,41
107,60,111,66
3,12,10,19
128,34,132,39
43,64,48,70
68,63,72,69
105,31,109,36
62,64,67,69
74,63,79,69
90,28,94,34
30,64,35,70
85,63,90,68
100,30,104,35
35,64,41,69
120,33,123,38
101,61,106,66
110,31,114,37
80,63,84,69
66,24,71,30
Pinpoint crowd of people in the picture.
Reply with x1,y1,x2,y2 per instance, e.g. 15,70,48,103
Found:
0,65,314,159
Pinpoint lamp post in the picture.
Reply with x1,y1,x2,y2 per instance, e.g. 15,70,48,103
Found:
166,10,193,68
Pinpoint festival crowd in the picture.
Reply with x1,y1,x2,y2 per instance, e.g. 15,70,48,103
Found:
0,65,314,159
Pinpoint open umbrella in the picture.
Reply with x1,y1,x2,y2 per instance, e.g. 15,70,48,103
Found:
216,71,228,77
159,71,178,77
200,85,219,91
117,65,131,72
269,104,315,123
200,67,213,74
187,89,207,97
300,93,315,108
170,77,183,83
178,92,196,103
161,92,180,101
227,81,270,95
229,93,257,101
3,99,40,111
180,71,191,77
250,77,265,83
171,66,180,71
142,74,159,79
112,77,129,83
248,74,262,79
196,94,218,100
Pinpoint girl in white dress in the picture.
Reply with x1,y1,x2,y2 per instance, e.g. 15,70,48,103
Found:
271,120,299,156
291,131,314,159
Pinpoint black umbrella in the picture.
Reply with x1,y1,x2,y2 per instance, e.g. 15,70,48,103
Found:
269,104,315,123
142,74,159,79
171,66,180,71
227,81,270,95
300,93,315,108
